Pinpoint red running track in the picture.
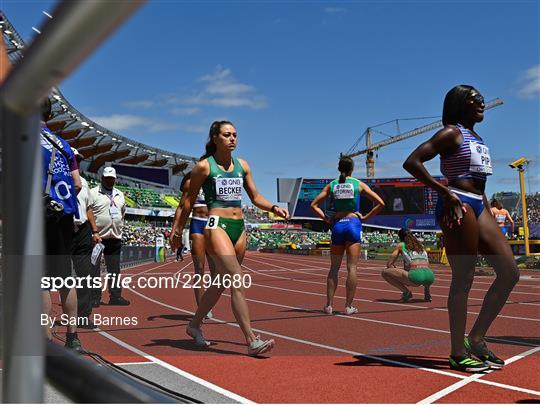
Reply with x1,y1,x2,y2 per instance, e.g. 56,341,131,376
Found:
51,252,540,403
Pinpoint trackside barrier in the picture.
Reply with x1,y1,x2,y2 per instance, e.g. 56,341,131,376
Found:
0,1,145,402
46,342,181,403
509,239,540,255
259,248,331,256
119,246,155,268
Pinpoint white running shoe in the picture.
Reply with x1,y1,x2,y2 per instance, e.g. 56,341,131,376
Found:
345,306,358,315
248,336,275,356
323,305,333,315
186,324,210,347
205,310,213,319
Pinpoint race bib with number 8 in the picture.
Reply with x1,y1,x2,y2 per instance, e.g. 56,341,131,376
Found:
333,183,354,200
205,215,219,230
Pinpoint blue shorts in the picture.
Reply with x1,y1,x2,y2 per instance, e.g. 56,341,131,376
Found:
331,217,362,246
499,226,510,236
189,217,207,236
436,188,484,221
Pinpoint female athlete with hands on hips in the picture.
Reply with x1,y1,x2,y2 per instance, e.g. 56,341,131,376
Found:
173,120,289,356
403,85,519,372
311,156,384,315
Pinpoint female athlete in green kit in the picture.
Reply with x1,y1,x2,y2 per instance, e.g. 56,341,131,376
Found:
172,120,288,356
383,228,435,302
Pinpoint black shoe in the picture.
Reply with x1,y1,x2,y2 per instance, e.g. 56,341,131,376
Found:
464,337,505,369
65,334,83,353
449,354,489,373
109,296,130,306
424,286,432,302
78,317,97,329
400,290,413,302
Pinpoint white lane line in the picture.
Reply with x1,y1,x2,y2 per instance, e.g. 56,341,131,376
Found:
417,346,540,403
276,267,540,318
249,253,540,302
243,259,540,323
269,253,540,288
249,279,540,324
98,330,253,404
251,255,540,294
114,361,154,366
243,265,539,346
127,284,539,398
130,261,177,277
125,271,177,277
255,268,321,273
515,302,540,307
127,286,459,379
258,253,540,288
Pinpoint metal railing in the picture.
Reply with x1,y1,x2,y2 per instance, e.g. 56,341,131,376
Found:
0,1,145,402
46,342,182,403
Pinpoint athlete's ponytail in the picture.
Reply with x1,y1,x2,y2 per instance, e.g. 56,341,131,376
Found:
199,120,234,161
398,228,424,253
179,171,191,192
491,198,502,210
338,156,354,183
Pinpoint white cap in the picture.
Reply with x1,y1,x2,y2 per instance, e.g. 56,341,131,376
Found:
102,167,117,178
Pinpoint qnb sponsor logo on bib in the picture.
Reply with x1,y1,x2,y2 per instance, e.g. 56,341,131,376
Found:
216,177,243,201
333,183,354,199
469,141,492,174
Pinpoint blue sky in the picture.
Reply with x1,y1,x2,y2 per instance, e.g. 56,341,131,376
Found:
3,0,539,202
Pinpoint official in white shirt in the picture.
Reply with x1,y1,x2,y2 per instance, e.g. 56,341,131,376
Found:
87,167,129,306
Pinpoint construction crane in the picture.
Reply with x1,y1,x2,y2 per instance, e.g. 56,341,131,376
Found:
343,98,504,177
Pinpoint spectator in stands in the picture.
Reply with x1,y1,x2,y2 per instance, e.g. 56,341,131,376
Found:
528,193,540,223
512,193,540,225
173,120,288,356
490,198,514,237
71,148,96,328
88,167,130,306
383,228,434,302
41,97,82,350
311,156,384,315
122,222,168,247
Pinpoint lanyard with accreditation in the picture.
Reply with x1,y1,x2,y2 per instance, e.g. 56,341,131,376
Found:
105,190,121,220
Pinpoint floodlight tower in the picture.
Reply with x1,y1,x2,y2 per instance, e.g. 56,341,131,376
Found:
510,157,531,256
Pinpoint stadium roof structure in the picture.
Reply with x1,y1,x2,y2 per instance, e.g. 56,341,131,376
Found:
1,11,198,183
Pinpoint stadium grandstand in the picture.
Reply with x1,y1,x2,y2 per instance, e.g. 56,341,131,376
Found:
1,11,198,215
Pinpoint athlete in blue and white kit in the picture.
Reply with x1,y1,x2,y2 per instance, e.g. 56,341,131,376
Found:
171,171,214,317
311,156,384,315
404,85,519,372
